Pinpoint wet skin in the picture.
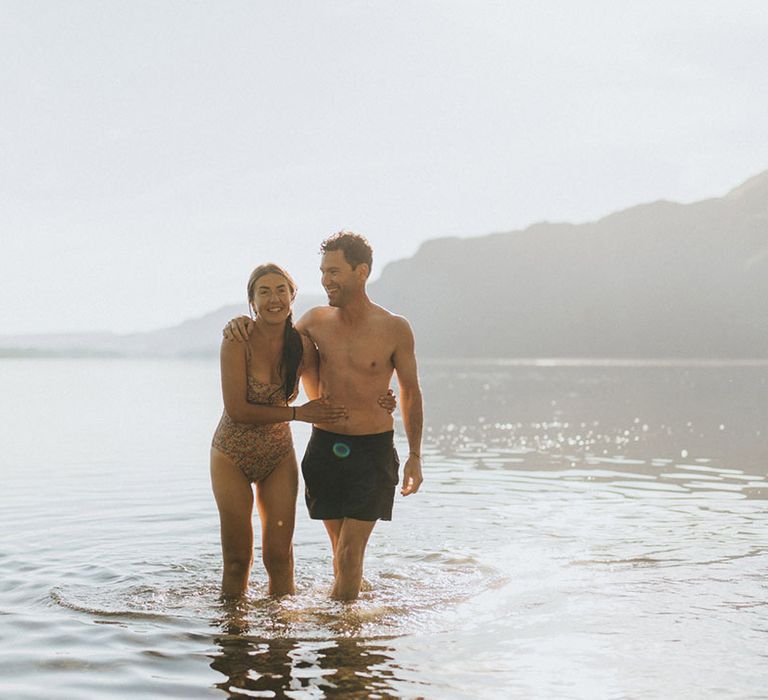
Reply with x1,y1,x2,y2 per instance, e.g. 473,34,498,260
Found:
225,249,424,600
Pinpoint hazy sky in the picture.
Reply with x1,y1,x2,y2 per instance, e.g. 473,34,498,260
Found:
2,1,767,335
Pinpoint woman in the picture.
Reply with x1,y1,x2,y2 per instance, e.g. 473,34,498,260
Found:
210,263,393,598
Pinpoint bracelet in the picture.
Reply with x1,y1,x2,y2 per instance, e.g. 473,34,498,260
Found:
292,407,296,421
409,452,422,460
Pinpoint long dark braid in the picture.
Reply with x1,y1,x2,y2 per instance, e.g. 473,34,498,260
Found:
281,311,303,402
246,263,305,403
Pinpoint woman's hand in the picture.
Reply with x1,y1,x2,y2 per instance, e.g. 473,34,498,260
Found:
378,388,397,414
295,397,349,423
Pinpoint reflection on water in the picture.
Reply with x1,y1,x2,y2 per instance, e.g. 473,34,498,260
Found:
1,359,767,698
420,362,768,471
211,614,404,698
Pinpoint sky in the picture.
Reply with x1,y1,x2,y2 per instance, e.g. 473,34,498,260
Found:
2,0,767,335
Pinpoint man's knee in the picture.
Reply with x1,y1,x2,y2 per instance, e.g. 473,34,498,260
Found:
335,542,365,574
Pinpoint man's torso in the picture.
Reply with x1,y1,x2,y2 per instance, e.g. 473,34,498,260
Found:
305,305,399,435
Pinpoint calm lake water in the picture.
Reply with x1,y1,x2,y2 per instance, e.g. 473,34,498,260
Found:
1,358,767,699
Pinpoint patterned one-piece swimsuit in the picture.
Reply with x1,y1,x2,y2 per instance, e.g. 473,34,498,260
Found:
212,345,299,483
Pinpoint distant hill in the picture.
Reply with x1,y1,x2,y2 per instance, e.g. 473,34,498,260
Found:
0,296,325,358
370,169,768,358
3,169,767,358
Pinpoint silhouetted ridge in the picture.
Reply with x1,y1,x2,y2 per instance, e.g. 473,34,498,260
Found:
369,169,768,358
725,169,768,202
2,169,767,358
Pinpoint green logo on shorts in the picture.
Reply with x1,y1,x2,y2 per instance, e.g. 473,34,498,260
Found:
332,442,351,458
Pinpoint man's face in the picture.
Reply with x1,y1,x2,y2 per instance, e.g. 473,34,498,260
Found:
320,250,359,307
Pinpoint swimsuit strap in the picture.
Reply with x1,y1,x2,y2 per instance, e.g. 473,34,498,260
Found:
245,338,281,393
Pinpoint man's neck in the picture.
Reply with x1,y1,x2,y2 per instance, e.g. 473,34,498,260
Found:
338,291,373,324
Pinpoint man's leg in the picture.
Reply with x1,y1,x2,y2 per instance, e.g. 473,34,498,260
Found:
331,518,376,601
323,519,343,578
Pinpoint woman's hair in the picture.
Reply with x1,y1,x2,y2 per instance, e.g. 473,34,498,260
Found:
246,263,303,402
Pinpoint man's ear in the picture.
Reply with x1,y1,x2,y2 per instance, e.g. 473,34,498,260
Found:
358,262,371,280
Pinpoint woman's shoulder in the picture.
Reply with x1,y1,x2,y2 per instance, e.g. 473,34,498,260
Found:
220,336,248,356
220,335,255,370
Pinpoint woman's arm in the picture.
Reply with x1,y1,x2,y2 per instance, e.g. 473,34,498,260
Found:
220,339,292,424
220,339,347,425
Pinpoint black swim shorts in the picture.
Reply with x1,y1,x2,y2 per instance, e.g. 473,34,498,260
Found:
301,427,400,522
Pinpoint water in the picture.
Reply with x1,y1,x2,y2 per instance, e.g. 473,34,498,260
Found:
1,358,767,698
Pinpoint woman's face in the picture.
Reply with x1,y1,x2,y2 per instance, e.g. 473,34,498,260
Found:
250,272,294,324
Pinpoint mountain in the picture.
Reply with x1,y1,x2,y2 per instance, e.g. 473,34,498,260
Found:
369,169,768,358
3,170,767,358
0,296,325,358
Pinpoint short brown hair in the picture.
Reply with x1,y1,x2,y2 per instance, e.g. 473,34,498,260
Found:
320,231,373,275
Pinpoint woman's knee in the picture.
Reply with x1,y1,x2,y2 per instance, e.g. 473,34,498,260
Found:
223,549,252,575
262,543,293,573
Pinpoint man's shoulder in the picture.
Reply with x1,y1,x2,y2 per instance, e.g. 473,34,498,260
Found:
370,305,413,336
296,305,332,328
301,304,331,317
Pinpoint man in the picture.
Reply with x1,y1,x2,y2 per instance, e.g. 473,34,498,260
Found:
225,231,423,600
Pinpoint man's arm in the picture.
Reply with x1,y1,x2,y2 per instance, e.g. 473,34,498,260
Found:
225,303,320,343
223,315,253,342
392,317,424,496
295,308,321,399
299,334,321,400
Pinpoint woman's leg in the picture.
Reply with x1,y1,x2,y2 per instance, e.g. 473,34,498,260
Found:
255,452,298,596
211,447,254,598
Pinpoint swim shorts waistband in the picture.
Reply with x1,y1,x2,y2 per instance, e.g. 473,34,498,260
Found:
310,427,395,442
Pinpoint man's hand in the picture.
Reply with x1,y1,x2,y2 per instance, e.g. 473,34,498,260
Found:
400,455,423,496
378,388,397,414
222,316,253,342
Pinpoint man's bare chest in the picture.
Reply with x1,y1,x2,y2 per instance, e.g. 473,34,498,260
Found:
313,325,394,373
